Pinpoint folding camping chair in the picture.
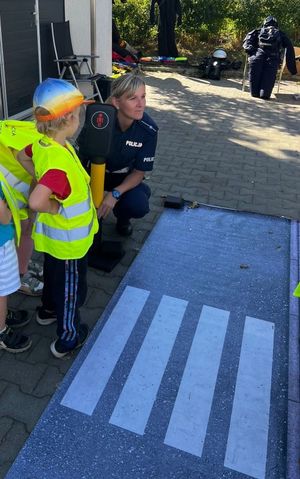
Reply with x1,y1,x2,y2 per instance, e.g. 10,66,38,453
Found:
242,49,287,94
276,48,287,93
51,21,103,101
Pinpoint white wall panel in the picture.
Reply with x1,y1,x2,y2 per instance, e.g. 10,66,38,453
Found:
64,0,111,76
65,0,90,55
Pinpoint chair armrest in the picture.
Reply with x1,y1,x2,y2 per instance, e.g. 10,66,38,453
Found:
54,58,79,63
75,54,99,59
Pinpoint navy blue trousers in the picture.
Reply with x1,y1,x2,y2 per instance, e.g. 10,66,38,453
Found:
104,172,151,222
249,52,279,99
42,253,88,349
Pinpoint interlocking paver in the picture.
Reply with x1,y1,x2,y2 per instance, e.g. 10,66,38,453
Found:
0,421,28,478
0,380,8,397
0,356,46,394
0,384,49,430
32,366,65,397
1,71,300,476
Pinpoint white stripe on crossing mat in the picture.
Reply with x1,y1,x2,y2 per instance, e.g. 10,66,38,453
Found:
224,316,274,479
109,295,188,435
164,305,229,457
60,286,150,415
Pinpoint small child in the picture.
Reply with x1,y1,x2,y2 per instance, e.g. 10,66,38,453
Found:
17,78,99,359
0,120,44,296
0,171,31,352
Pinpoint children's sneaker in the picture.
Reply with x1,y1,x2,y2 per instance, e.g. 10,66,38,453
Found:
36,307,57,326
50,323,90,359
28,260,44,280
19,272,43,296
6,309,31,328
0,327,32,353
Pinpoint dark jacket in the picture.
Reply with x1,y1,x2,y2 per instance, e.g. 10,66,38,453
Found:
150,0,182,26
243,26,297,75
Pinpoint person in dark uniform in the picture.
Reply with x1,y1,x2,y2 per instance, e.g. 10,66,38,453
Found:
243,15,297,99
97,72,158,236
150,0,182,57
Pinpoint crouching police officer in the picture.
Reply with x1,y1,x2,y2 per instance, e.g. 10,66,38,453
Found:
97,72,158,236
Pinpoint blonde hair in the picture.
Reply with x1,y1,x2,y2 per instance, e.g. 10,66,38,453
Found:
34,107,69,135
106,71,145,103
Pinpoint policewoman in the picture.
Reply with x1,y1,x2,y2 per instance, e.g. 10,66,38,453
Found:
98,72,158,236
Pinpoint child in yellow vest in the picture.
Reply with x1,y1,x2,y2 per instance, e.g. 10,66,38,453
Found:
0,120,44,297
17,78,98,358
0,171,32,352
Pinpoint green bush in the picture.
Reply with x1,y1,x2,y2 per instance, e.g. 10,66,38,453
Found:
113,0,300,58
113,0,156,50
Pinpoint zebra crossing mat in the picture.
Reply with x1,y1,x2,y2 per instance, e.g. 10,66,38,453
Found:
7,206,291,479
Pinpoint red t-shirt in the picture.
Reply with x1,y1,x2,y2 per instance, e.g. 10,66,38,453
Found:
25,144,71,200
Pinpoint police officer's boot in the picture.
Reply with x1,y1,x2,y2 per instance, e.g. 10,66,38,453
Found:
116,218,133,237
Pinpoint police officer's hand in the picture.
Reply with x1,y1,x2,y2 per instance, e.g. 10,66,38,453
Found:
97,192,118,219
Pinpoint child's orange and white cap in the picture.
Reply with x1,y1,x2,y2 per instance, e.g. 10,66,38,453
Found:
33,78,94,122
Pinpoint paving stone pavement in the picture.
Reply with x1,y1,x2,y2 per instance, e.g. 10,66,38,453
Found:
1,72,300,478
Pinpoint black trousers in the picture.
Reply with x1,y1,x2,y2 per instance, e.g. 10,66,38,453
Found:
41,253,88,349
249,51,279,99
104,173,151,222
158,17,178,57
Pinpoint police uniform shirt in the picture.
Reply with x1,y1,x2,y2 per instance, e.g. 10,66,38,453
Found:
105,112,158,174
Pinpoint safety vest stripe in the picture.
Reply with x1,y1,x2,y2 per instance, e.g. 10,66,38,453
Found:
59,197,91,219
35,219,94,242
1,181,17,208
0,164,30,196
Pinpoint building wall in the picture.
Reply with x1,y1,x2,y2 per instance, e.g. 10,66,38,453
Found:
39,0,65,78
64,0,111,76
0,0,64,117
65,0,90,55
0,0,111,118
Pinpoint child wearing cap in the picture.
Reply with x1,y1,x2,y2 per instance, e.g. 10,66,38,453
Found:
0,170,32,353
17,78,98,358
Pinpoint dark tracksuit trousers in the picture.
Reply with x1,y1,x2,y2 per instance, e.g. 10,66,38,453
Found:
249,49,280,99
105,172,151,223
41,253,88,349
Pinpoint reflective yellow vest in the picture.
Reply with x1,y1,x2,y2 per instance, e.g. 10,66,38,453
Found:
0,170,21,245
293,282,300,297
32,136,99,260
0,120,42,220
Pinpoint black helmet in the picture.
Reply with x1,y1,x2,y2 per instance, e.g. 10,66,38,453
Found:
263,16,278,27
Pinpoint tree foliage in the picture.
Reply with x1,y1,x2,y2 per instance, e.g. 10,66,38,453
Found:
113,0,300,54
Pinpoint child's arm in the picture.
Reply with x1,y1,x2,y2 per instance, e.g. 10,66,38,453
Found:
0,198,12,224
29,184,60,215
17,149,35,177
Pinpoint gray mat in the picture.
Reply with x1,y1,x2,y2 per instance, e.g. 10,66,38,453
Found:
6,206,291,479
